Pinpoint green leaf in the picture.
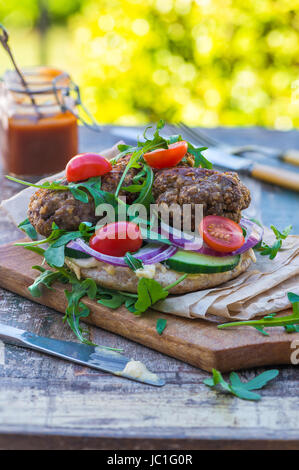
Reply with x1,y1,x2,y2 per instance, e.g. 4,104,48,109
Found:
134,278,169,315
124,252,144,271
96,285,137,310
111,145,138,164
167,134,182,144
218,291,299,335
63,277,98,345
163,273,188,291
15,221,64,248
28,267,67,297
229,371,243,388
9,173,116,210
125,298,137,313
256,224,292,259
97,290,127,309
24,245,46,256
98,294,126,309
156,318,167,335
51,231,81,248
239,370,279,391
138,223,172,245
288,292,299,304
270,224,292,240
230,387,261,401
6,175,69,192
156,119,165,131
81,278,98,299
19,222,95,268
117,144,133,153
254,326,269,336
114,121,169,197
285,324,299,333
204,368,279,401
50,224,94,249
134,165,154,207
204,369,231,393
187,143,211,168
18,218,38,240
203,378,214,387
44,244,65,268
69,186,89,203
69,177,105,207
122,164,154,208
27,264,122,350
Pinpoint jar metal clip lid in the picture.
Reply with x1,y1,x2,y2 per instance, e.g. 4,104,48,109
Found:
52,72,102,133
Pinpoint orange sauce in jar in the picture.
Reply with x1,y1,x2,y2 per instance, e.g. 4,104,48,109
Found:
0,67,78,178
4,112,78,177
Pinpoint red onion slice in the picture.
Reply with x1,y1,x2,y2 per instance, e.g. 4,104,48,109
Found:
158,217,263,257
159,220,203,251
67,239,177,267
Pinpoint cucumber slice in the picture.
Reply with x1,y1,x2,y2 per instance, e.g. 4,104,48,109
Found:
166,250,240,274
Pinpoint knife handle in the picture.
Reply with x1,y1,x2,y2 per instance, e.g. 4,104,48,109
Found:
281,149,299,167
251,163,299,191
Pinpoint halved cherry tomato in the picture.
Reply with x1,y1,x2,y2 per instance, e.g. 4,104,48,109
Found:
199,215,245,253
143,141,188,169
89,222,143,257
66,153,112,182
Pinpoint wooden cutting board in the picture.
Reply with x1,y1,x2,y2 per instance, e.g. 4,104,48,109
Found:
0,240,297,372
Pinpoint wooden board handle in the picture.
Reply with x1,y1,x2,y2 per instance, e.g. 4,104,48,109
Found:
251,163,299,191
282,149,299,167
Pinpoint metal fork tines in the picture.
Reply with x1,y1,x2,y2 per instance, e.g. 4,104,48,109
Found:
177,122,221,148
175,122,299,167
176,122,261,154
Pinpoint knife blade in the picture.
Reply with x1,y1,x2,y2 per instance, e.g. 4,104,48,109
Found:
110,127,299,192
0,323,165,387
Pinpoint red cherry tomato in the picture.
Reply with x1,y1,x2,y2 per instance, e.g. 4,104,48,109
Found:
89,222,143,257
66,153,112,182
199,215,245,253
143,141,188,169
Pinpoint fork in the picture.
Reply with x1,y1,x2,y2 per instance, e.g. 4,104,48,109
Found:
176,122,299,167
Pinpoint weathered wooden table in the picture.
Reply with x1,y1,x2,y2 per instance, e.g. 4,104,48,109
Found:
0,126,298,450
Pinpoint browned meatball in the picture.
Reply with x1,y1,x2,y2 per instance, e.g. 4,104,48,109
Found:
28,158,138,237
152,167,251,227
28,184,97,237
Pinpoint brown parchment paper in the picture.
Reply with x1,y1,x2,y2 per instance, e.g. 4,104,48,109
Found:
1,142,298,321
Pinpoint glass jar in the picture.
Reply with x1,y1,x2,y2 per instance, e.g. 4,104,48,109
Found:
0,66,78,178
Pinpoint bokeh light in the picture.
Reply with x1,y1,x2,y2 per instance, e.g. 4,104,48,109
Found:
0,0,298,128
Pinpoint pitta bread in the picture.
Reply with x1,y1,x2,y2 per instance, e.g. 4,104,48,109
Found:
65,249,255,294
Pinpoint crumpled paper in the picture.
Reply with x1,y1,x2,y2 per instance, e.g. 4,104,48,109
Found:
154,229,299,320
1,143,298,321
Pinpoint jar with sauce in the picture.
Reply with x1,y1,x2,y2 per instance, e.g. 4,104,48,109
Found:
0,66,78,178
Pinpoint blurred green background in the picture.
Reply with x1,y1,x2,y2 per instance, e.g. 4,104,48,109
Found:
0,0,299,128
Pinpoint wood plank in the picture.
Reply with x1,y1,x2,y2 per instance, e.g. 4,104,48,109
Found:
0,369,298,449
0,240,298,373
1,433,299,450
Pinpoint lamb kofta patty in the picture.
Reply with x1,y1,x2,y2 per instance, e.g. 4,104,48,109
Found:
152,167,251,225
28,158,139,237
28,185,97,237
